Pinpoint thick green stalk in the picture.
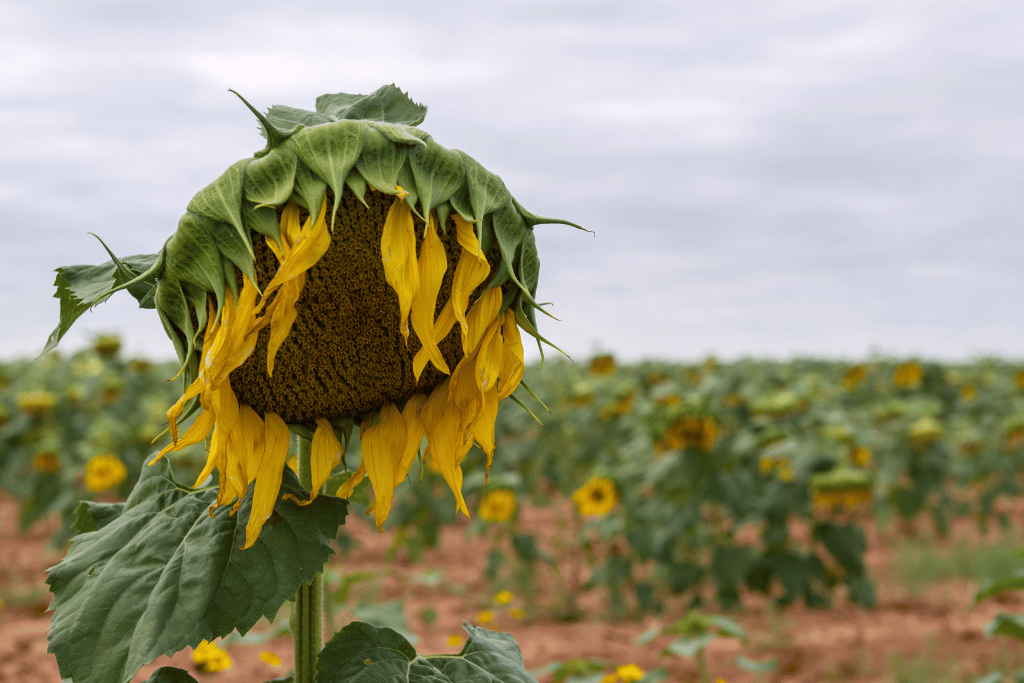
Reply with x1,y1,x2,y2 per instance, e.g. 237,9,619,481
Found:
291,434,323,683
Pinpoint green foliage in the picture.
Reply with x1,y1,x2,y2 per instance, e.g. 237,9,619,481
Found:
46,458,347,683
315,621,537,683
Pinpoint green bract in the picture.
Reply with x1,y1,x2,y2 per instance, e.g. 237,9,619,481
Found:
45,85,583,398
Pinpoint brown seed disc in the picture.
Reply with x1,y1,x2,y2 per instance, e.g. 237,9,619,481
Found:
229,186,499,425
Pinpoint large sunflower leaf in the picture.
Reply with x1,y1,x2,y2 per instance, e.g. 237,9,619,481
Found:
165,213,227,311
245,146,298,208
316,621,537,683
47,457,347,683
455,151,510,222
43,252,161,355
408,141,465,217
293,160,329,226
316,85,427,126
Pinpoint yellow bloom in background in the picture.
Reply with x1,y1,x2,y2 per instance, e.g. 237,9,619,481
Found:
508,606,527,621
660,415,718,453
446,633,466,648
842,364,867,390
493,590,514,605
600,675,617,683
589,354,616,375
476,609,495,624
478,489,517,523
259,651,282,667
32,451,60,474
17,390,56,417
960,384,977,402
191,639,232,673
758,456,794,482
850,445,873,468
599,391,635,421
92,333,122,357
892,361,923,389
1015,371,1024,391
616,664,645,682
573,477,619,517
84,454,128,492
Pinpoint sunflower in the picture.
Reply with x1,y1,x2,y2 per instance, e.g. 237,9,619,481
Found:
51,85,581,549
572,476,619,517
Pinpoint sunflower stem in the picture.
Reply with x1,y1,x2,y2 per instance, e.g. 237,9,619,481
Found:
291,434,323,683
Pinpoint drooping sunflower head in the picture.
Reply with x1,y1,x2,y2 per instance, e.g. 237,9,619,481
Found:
112,85,583,546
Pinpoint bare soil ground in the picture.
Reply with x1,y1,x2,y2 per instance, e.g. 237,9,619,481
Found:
2,493,1023,683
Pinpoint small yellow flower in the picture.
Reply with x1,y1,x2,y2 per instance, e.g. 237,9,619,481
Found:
600,392,635,421
476,609,495,624
758,456,793,482
843,365,867,390
892,361,923,389
17,390,56,417
446,633,466,648
600,675,617,683
493,590,514,605
573,477,618,517
616,664,644,682
259,651,282,667
32,451,60,474
589,354,616,375
850,445,872,468
960,384,977,402
478,489,517,523
84,454,128,492
191,639,232,673
661,416,718,452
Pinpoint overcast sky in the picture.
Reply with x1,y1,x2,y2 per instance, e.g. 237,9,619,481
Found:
2,0,1023,363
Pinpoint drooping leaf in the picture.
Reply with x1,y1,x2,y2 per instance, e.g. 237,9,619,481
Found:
165,213,227,310
316,85,427,126
47,457,347,683
245,146,298,208
43,252,162,355
408,141,465,217
287,121,366,227
985,614,1024,641
976,571,1024,603
316,621,537,683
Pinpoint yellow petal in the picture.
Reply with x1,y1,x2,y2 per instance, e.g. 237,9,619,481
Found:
243,412,290,549
410,215,449,378
265,276,304,376
466,288,503,355
476,320,503,395
260,198,331,309
450,243,491,346
497,309,525,400
153,407,215,463
360,403,407,531
237,404,266,486
453,214,484,261
396,394,427,483
381,195,419,344
421,381,470,518
471,385,500,477
293,418,344,506
334,461,366,499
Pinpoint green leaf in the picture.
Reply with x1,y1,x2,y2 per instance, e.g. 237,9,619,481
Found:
977,571,1024,603
408,141,465,216
316,85,427,126
986,614,1024,642
43,253,161,355
47,457,347,683
351,600,418,645
735,656,778,673
316,621,538,683
293,160,329,225
453,152,510,222
355,127,409,196
165,213,227,310
245,146,298,208
664,634,715,659
139,667,200,683
264,104,332,136
71,500,125,534
287,121,366,228
186,158,253,258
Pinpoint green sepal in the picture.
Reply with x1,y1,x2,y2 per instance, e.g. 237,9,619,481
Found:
43,252,162,356
46,457,348,683
355,126,408,195
408,141,464,218
516,378,551,414
209,220,259,292
510,197,589,233
155,278,197,370
315,84,427,126
396,162,423,221
514,301,568,363
509,394,543,425
232,89,302,154
242,201,282,248
345,169,369,208
165,213,227,314
186,158,254,259
455,151,511,222
315,620,538,683
287,120,367,229
293,160,329,225
245,146,298,209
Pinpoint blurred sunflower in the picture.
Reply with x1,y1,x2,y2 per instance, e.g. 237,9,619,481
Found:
84,454,128,492
573,476,619,516
478,489,517,523
48,85,581,549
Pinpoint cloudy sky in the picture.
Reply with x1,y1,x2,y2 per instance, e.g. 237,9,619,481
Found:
2,0,1023,363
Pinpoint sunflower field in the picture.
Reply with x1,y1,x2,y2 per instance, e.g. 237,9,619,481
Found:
5,342,1024,620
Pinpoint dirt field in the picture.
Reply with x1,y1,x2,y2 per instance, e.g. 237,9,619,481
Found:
2,493,1023,683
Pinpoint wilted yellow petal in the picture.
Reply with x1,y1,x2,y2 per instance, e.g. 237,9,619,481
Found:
243,412,290,549
334,461,366,499
154,405,214,463
450,244,490,345
380,194,419,344
260,198,331,309
472,385,500,476
497,309,525,400
453,214,484,261
396,394,427,483
465,288,502,355
265,276,304,376
410,215,449,378
360,404,407,531
294,418,344,506
237,404,266,486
